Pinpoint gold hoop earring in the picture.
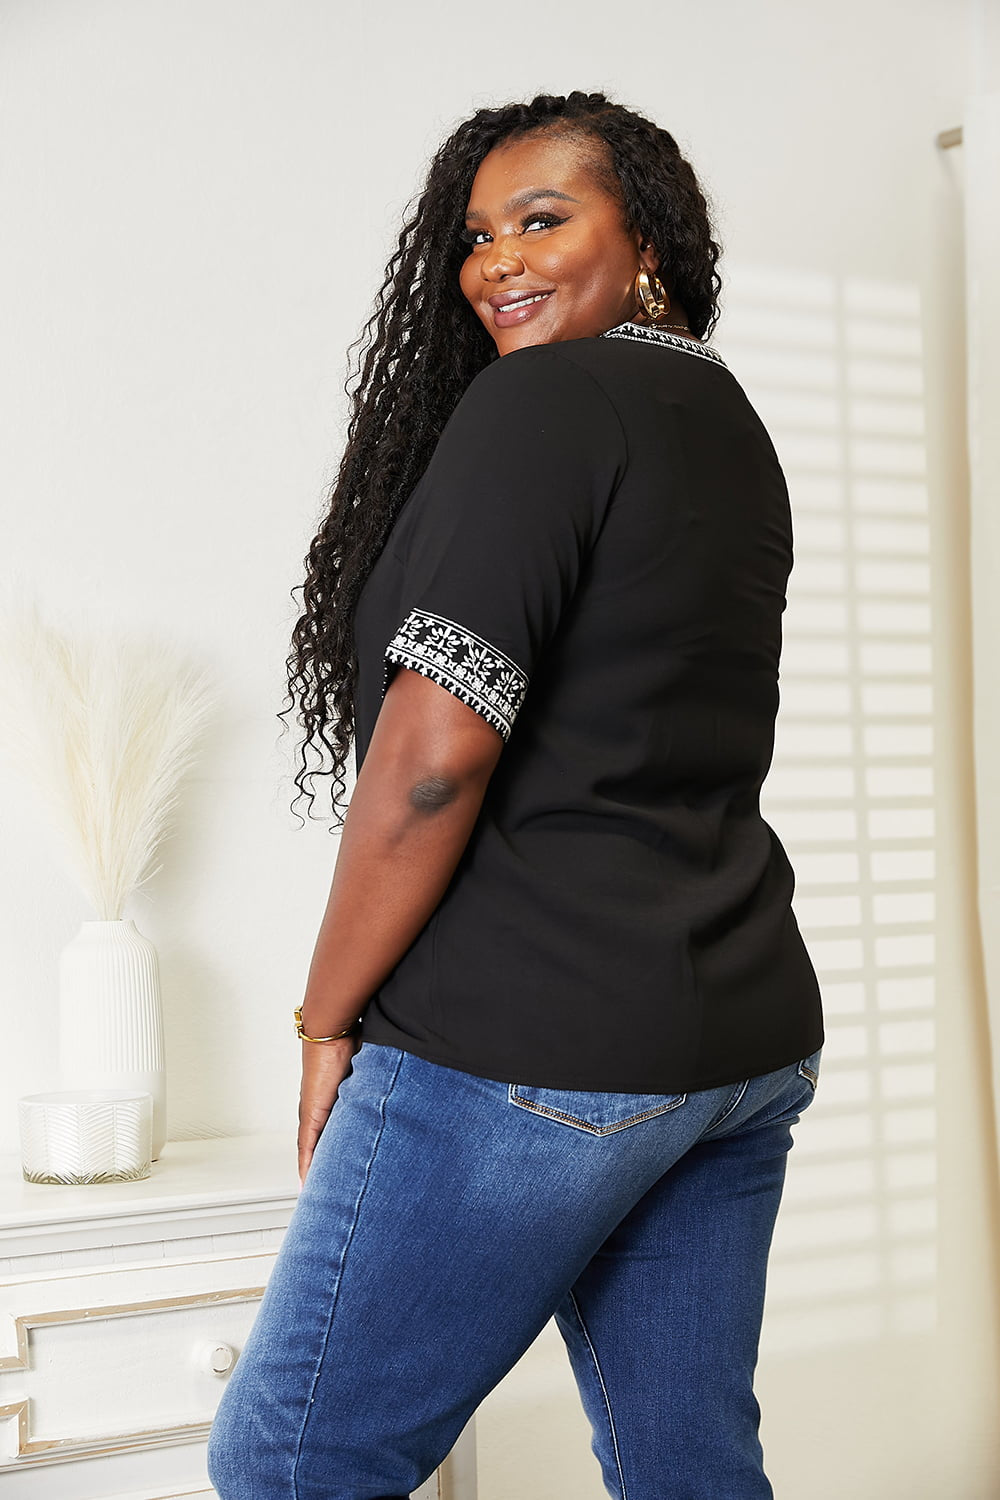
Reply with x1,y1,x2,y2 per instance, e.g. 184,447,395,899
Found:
635,266,672,324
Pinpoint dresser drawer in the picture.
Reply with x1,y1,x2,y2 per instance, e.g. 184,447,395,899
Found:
0,1249,276,1468
0,1248,471,1498
0,1134,475,1498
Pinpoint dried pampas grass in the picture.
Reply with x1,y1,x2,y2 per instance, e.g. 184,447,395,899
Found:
0,585,217,919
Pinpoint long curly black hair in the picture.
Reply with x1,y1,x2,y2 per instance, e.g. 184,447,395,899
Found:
279,89,723,829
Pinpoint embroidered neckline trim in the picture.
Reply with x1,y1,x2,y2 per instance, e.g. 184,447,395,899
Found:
600,321,727,368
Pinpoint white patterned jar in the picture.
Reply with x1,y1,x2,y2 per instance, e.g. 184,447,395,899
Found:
18,1089,153,1184
57,919,166,1160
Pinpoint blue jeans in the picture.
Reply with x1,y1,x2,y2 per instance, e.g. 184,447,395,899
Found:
207,1039,822,1500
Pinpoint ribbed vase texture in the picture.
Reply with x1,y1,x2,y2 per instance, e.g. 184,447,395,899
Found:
58,919,167,1160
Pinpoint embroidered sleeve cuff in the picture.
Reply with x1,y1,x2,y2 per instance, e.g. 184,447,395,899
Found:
382,607,529,742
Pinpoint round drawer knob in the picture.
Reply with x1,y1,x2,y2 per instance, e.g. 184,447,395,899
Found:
197,1340,237,1376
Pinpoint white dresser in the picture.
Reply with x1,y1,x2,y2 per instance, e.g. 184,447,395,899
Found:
0,1132,476,1499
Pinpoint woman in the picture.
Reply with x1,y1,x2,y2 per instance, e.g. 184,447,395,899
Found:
208,90,824,1500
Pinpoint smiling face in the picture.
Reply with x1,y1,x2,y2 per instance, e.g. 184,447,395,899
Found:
459,128,660,356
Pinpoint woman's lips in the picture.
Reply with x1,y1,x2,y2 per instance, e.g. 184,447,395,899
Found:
491,291,555,327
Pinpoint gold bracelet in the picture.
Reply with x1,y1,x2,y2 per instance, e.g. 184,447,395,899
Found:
293,1007,362,1042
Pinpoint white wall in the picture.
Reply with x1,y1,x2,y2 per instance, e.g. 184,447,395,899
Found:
1,1,997,1495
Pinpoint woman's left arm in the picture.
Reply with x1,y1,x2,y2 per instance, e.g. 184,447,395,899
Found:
296,663,504,1185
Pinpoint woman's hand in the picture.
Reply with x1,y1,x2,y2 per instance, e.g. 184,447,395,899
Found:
297,1034,363,1188
291,670,501,1191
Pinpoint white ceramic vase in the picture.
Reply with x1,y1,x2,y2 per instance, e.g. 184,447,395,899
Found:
57,919,166,1160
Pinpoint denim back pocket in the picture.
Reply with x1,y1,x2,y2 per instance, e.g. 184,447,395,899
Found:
797,1045,823,1092
508,1082,687,1136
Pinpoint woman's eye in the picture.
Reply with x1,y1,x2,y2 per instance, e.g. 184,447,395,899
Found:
460,213,566,247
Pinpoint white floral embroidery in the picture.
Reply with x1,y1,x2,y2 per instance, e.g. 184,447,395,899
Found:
601,321,728,368
383,608,529,741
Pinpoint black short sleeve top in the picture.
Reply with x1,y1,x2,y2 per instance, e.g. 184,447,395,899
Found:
351,320,824,1093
